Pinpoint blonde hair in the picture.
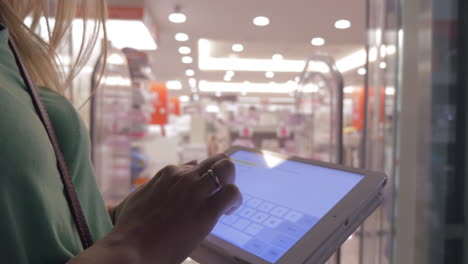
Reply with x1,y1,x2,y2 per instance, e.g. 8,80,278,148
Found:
0,0,107,93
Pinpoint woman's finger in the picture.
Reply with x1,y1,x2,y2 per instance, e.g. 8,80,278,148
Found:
192,153,228,176
183,160,198,166
204,184,243,220
196,158,236,197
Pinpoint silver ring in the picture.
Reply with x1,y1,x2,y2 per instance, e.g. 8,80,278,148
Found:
207,169,222,191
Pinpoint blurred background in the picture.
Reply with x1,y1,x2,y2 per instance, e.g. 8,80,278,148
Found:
39,0,468,263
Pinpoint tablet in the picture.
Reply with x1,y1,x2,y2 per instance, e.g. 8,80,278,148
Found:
191,146,387,264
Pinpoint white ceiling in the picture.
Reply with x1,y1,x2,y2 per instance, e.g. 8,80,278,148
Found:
109,0,366,94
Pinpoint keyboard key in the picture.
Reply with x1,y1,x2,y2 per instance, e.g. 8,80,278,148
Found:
297,215,319,228
271,234,296,249
212,223,252,246
233,218,251,231
284,211,303,222
255,228,278,244
270,206,289,217
264,216,283,229
245,223,264,236
257,202,275,213
245,239,268,256
238,208,256,218
261,246,287,263
221,215,239,225
251,212,269,223
247,198,263,208
277,222,308,239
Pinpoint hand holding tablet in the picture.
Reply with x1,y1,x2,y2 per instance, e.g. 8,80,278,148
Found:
191,146,387,264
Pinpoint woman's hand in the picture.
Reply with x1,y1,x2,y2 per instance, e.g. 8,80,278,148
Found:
68,153,241,264
111,153,242,263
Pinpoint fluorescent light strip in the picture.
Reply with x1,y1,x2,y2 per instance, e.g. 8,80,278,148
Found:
198,39,396,73
199,81,298,93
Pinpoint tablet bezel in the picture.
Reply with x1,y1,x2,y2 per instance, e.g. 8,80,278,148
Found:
202,146,387,264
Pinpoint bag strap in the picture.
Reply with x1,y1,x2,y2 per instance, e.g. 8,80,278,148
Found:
4,26,94,249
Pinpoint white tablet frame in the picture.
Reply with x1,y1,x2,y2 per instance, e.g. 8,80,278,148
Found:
193,146,387,264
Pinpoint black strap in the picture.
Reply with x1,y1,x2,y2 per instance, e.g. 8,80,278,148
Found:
4,26,94,249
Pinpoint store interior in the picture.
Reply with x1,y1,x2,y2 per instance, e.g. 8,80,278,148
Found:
43,0,401,263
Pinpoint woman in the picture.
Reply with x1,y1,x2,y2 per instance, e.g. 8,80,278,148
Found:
0,1,242,263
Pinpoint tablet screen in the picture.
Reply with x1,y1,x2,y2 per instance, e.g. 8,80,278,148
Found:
211,150,364,263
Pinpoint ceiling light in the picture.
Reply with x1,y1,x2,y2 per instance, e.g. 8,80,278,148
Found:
272,54,284,61
178,46,191,55
182,56,193,64
198,39,391,74
311,37,325,46
224,75,232,82
335,20,352,29
188,78,197,87
265,71,275,78
232,44,244,52
386,45,397,55
253,16,270,26
358,68,367,75
226,70,235,77
169,13,186,23
185,69,195,76
175,33,189,42
166,80,183,90
179,95,190,102
385,87,396,95
380,62,387,69
344,86,355,94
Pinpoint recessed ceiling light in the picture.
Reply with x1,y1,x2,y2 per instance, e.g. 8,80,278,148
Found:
178,46,191,55
232,44,244,52
311,38,325,46
226,70,235,77
188,78,197,87
175,33,189,42
265,71,275,78
182,56,193,64
253,16,270,26
380,62,387,69
358,68,367,75
185,69,195,76
224,75,232,82
166,80,182,90
272,54,284,61
335,20,351,29
385,87,396,95
169,12,186,23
